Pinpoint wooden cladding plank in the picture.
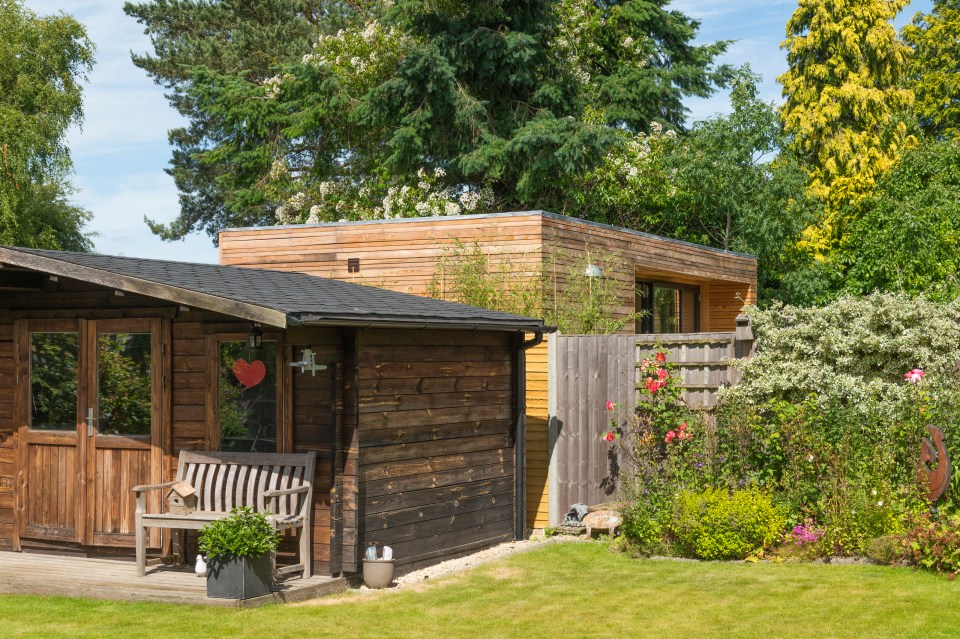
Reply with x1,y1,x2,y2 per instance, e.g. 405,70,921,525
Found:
360,447,510,482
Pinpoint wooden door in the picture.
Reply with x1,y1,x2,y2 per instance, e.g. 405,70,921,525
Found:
85,319,164,547
14,319,165,550
14,320,86,547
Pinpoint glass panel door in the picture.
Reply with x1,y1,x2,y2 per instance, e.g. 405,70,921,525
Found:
97,332,152,436
88,321,157,546
30,332,79,431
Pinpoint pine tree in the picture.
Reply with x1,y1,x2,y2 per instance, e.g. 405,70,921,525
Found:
778,0,913,253
902,0,960,140
127,0,730,241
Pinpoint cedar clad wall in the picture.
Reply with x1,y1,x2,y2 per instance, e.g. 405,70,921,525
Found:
218,212,757,333
356,329,516,573
0,327,13,549
219,216,544,298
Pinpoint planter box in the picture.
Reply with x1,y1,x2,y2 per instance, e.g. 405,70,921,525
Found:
206,554,273,599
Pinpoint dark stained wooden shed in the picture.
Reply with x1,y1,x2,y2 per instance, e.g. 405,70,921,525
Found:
0,246,544,576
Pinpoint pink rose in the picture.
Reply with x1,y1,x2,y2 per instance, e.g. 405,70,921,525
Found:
678,422,687,432
656,368,668,381
603,431,616,443
655,351,666,363
665,430,676,443
605,400,615,412
904,368,925,384
645,378,660,394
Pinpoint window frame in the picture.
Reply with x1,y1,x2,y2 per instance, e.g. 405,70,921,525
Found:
206,331,285,453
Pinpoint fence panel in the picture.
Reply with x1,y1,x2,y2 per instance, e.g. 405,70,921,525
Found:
548,328,751,525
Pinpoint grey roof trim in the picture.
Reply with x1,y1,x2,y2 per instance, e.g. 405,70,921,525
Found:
221,210,757,260
0,247,288,327
293,315,553,332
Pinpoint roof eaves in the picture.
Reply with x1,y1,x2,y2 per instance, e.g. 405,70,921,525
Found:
0,247,289,328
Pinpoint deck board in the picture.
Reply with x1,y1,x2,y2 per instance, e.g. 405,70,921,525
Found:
0,552,347,608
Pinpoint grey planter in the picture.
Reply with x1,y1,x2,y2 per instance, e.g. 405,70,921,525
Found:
362,558,396,589
205,554,273,599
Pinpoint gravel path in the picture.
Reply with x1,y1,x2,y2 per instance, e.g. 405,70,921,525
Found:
352,533,580,592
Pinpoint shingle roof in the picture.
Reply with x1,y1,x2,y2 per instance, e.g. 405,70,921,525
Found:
0,247,545,331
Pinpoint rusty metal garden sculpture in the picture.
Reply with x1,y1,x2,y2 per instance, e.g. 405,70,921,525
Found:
917,425,951,502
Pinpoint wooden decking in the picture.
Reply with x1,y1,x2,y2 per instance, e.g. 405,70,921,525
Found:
0,552,348,608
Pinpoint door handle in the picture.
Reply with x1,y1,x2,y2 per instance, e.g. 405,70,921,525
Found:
86,408,95,437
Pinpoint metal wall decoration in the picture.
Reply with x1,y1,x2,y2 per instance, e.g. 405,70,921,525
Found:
917,425,951,502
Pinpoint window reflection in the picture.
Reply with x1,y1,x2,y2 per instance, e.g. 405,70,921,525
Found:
98,333,152,436
219,341,277,453
30,332,79,431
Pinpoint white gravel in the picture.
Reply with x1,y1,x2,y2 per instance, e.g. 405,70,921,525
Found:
354,532,578,591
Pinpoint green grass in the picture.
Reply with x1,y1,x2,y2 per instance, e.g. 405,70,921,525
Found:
4,542,960,638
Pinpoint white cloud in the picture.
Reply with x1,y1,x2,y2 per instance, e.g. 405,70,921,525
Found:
72,171,218,263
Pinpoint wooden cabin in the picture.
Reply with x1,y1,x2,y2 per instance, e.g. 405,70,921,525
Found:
217,211,758,333
0,246,545,576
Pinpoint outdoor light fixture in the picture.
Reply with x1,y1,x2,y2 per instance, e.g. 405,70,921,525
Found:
247,324,263,350
289,348,327,376
584,263,603,278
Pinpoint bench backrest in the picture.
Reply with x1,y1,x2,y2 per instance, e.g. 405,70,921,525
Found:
175,451,316,518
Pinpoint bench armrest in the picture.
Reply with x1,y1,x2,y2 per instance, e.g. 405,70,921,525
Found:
263,485,310,498
132,481,177,494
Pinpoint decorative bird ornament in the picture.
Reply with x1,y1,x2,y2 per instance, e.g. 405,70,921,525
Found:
195,555,207,577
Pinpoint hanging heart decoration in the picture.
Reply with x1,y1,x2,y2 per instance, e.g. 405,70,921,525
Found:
233,359,266,389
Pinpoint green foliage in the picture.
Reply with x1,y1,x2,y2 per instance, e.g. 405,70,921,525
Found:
724,293,960,416
197,507,280,559
124,0,331,239
559,71,817,306
426,240,542,319
670,487,786,560
902,0,960,140
0,0,93,250
836,140,960,300
904,512,960,578
426,239,636,333
128,0,730,241
866,535,906,565
543,250,640,334
778,0,913,250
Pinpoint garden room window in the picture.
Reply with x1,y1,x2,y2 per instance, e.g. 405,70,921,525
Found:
636,282,700,334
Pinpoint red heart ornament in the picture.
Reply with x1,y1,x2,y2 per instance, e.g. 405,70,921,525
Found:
232,359,267,389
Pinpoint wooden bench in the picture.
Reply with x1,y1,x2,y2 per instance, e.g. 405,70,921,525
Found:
133,450,316,578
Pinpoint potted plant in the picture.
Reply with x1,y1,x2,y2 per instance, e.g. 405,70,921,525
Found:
198,506,280,599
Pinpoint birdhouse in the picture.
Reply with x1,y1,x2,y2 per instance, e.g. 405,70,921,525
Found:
166,481,197,515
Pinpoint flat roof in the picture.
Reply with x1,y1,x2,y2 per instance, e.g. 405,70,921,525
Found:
221,210,757,260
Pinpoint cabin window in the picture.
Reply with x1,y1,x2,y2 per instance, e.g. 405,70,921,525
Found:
30,332,79,430
636,282,700,334
97,332,152,436
218,340,278,453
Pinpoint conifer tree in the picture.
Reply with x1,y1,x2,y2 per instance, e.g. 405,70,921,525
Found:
126,0,730,241
778,0,913,253
902,0,960,140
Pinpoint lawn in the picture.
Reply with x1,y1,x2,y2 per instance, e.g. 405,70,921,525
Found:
4,542,960,639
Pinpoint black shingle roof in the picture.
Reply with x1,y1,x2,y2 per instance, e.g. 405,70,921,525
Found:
0,247,545,331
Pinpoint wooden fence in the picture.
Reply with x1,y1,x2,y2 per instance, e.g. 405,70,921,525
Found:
543,323,754,526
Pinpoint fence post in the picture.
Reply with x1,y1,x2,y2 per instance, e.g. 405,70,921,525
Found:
734,314,755,359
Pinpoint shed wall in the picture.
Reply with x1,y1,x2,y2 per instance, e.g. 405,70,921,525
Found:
356,329,516,573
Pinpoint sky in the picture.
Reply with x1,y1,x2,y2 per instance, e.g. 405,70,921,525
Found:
22,0,933,263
